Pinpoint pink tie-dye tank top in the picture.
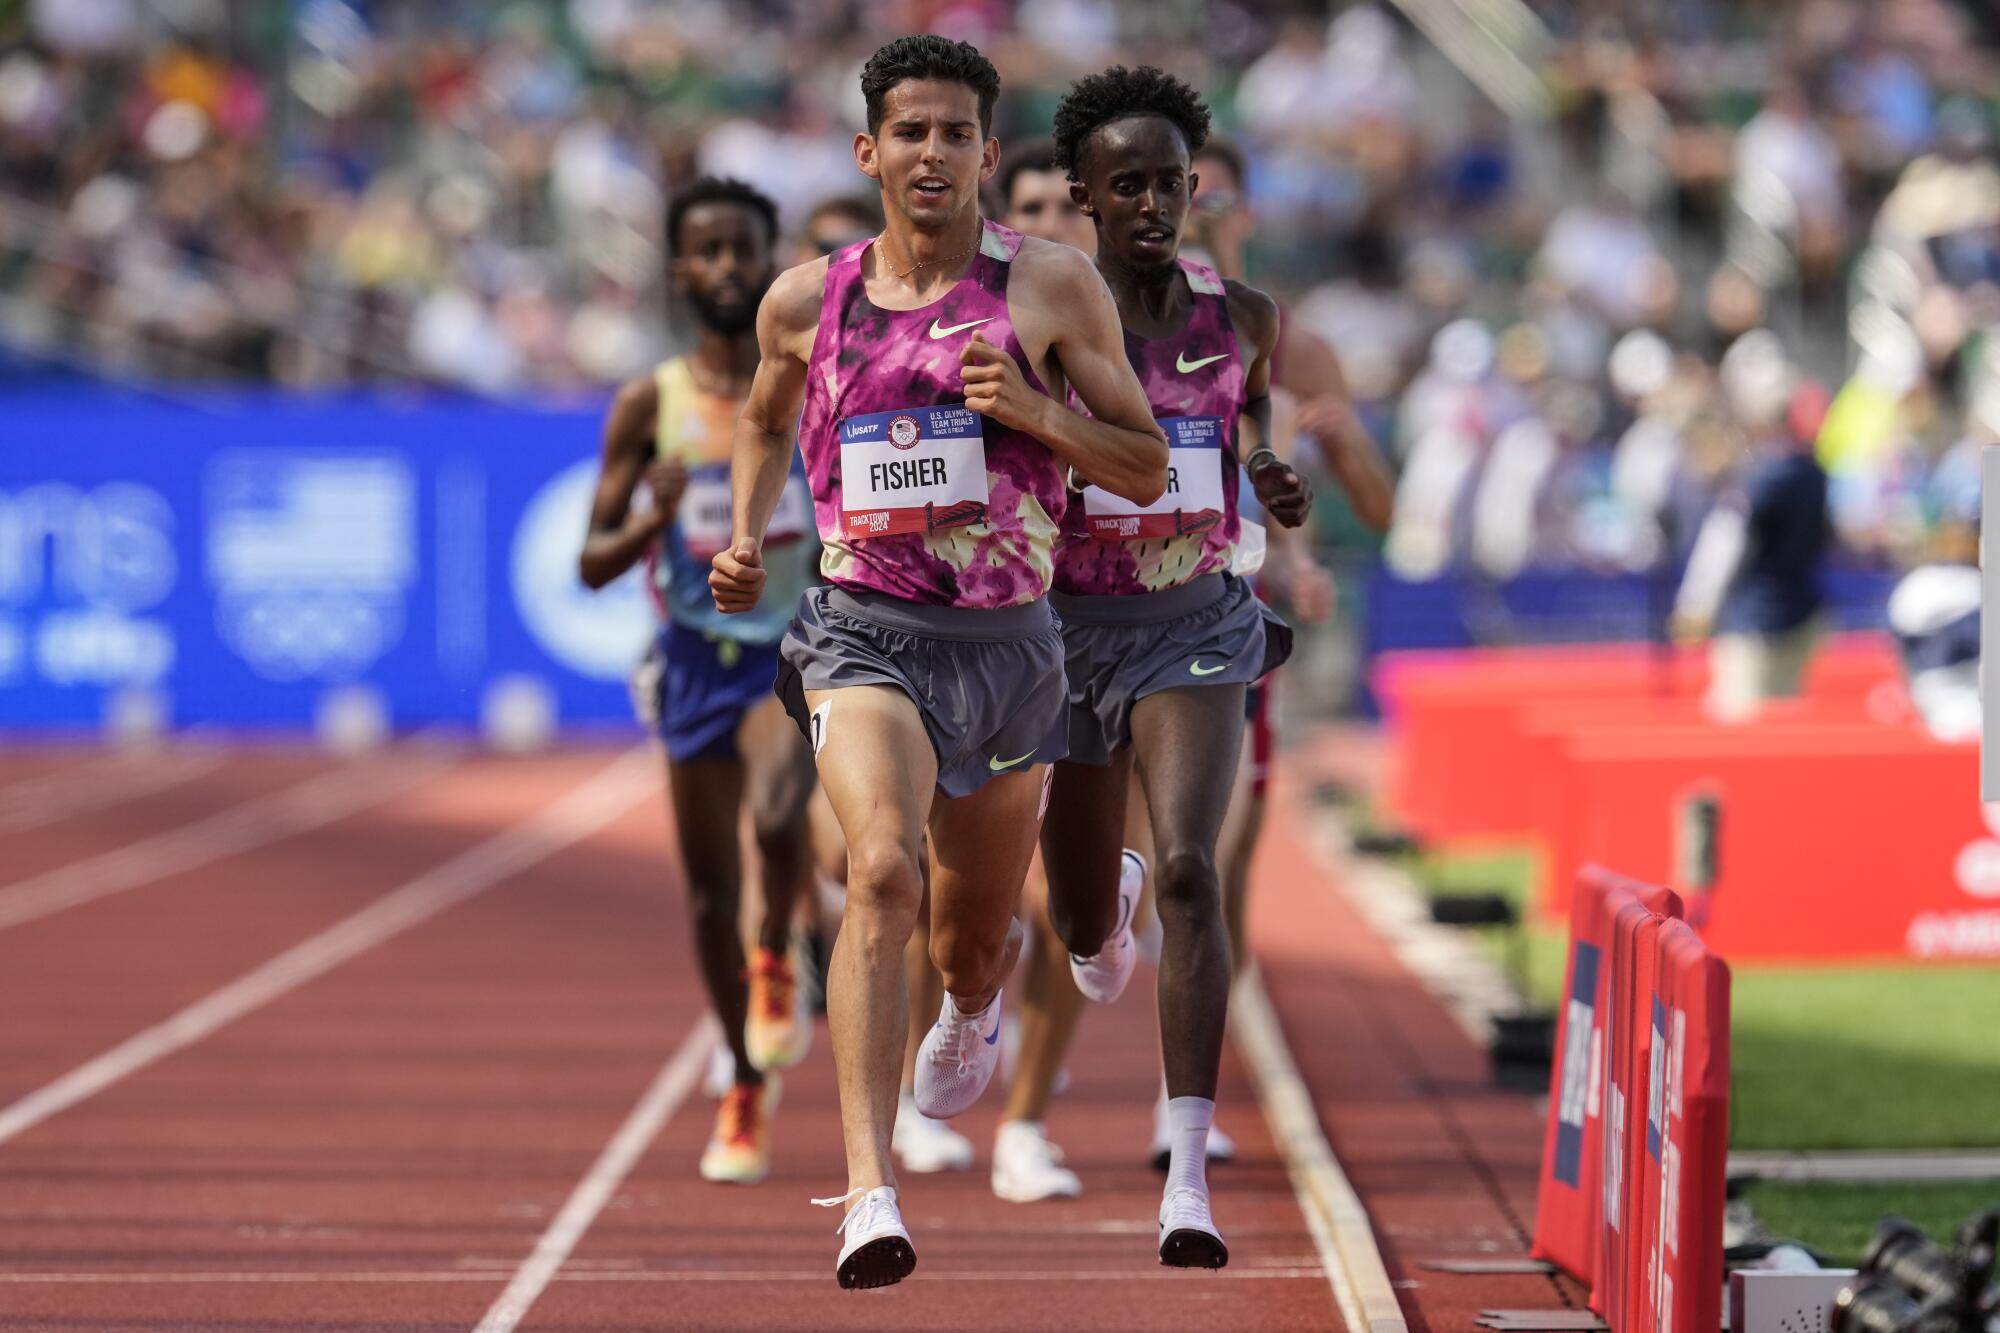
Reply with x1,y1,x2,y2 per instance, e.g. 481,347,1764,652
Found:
1052,259,1246,597
796,219,1066,609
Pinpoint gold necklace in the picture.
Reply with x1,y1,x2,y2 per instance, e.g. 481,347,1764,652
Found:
877,233,977,279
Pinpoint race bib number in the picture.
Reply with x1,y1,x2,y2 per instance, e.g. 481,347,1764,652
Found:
839,404,989,538
676,465,811,559
1083,416,1226,540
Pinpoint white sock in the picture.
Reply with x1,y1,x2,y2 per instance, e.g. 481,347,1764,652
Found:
1165,1095,1215,1198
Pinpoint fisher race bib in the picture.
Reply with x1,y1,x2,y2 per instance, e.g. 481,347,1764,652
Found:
1083,416,1226,540
676,464,810,559
838,404,989,538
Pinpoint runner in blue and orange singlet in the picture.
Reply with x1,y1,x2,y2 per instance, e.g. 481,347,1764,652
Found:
580,178,818,1189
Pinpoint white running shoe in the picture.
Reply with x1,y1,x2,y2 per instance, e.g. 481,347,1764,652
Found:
912,990,1005,1119
1149,1091,1237,1170
991,1120,1082,1203
1158,1184,1228,1268
702,1044,735,1100
893,1094,974,1173
814,1186,916,1290
1069,850,1143,1003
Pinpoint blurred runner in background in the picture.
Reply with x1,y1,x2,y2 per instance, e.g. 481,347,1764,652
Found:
581,177,820,1186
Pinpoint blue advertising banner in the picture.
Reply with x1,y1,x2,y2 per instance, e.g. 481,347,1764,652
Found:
0,390,654,732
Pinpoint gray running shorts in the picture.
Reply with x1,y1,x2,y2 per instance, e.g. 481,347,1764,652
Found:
1050,572,1293,767
776,586,1070,798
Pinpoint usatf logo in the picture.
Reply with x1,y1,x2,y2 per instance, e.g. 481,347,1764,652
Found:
889,415,921,451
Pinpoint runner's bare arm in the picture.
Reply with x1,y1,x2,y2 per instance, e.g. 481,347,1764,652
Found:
1258,387,1337,623
970,239,1167,504
1281,322,1393,532
1227,281,1311,530
713,260,824,614
580,375,677,590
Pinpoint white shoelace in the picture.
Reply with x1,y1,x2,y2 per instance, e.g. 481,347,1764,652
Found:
932,1008,983,1075
1161,1185,1214,1228
811,1186,896,1236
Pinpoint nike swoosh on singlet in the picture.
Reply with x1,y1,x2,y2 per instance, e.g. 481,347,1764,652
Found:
1175,351,1228,373
930,316,995,339
988,749,1036,771
1189,660,1228,676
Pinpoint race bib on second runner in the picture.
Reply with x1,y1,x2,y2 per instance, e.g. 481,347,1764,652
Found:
839,404,989,538
1083,416,1226,540
677,465,811,559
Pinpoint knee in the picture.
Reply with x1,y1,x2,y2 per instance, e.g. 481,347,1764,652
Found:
844,839,924,928
930,922,1006,999
1153,846,1220,922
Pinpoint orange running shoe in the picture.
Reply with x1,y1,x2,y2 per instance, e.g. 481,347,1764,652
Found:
699,1075,779,1185
745,946,810,1071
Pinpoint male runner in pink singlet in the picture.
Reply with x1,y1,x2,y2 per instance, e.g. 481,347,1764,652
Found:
1040,65,1314,1269
709,36,1166,1290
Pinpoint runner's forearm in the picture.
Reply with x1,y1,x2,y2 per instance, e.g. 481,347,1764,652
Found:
1315,399,1394,532
580,509,667,590
1028,396,1168,505
729,422,795,550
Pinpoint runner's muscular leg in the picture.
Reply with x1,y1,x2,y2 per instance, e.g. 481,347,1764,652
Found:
665,753,758,1086
737,694,816,954
1038,751,1135,959
1217,740,1264,974
1130,684,1246,1100
806,685,937,1193
902,841,937,1095
927,766,1044,1013
1002,853,1086,1124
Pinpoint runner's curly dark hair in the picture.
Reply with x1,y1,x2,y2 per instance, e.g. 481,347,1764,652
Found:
1052,65,1211,182
861,35,1001,135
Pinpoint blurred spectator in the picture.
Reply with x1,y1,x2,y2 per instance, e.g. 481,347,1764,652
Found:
793,194,881,265
1535,190,1672,330
1887,402,1983,742
995,137,1092,252
1673,334,1833,721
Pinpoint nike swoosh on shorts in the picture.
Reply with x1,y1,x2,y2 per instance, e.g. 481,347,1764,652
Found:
1189,660,1228,677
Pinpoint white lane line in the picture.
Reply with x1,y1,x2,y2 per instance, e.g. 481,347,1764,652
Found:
1234,966,1410,1333
0,748,658,1148
0,752,226,835
0,753,456,933
0,1266,1331,1285
472,1015,718,1333
0,751,131,802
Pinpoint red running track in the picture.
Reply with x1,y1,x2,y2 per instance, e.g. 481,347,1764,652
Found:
0,736,1567,1331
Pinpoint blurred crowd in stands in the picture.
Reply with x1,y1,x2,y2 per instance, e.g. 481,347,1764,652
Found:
1,0,1996,579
